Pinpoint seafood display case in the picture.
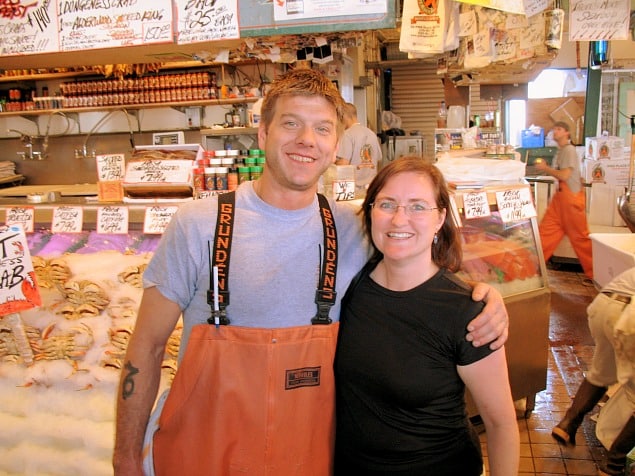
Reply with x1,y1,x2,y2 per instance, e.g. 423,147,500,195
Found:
452,181,551,416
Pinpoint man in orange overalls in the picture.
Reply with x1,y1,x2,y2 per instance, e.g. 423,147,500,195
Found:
112,69,509,476
536,121,593,280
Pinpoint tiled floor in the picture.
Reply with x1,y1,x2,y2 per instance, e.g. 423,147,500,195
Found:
481,263,609,475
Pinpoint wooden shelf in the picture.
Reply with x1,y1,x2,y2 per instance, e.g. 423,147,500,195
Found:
0,97,259,118
200,127,259,136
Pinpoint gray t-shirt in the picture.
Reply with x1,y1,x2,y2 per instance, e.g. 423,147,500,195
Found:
337,123,382,197
143,181,370,358
556,143,582,193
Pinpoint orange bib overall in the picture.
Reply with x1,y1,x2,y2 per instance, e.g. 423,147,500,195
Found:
152,192,339,475
152,323,339,475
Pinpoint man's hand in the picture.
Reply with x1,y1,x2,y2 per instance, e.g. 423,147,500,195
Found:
467,283,509,350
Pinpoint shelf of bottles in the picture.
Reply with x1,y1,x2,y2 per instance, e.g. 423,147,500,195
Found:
50,71,219,109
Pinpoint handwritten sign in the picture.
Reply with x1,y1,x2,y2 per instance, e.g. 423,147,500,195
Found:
568,0,630,41
492,29,516,61
0,0,58,56
97,206,129,234
175,0,239,44
495,188,536,223
5,207,34,233
97,154,126,181
58,0,173,51
51,206,83,234
522,0,549,18
0,224,41,315
464,192,492,219
459,10,478,37
331,180,355,201
274,0,387,22
143,206,178,234
124,160,192,184
519,19,544,49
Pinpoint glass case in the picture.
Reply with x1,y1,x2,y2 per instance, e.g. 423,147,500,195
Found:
451,182,549,297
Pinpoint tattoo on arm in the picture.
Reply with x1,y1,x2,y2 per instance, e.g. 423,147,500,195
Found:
122,361,139,400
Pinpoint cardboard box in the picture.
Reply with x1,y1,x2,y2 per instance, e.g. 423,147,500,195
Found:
583,158,630,186
549,99,584,145
585,136,625,159
590,233,635,288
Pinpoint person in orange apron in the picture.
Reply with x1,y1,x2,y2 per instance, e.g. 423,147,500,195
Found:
536,121,593,280
113,69,510,476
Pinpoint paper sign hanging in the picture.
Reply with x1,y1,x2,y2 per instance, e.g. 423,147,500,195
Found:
495,188,536,223
464,192,492,219
5,207,34,233
51,207,84,234
175,0,239,44
143,206,178,234
97,207,129,234
273,0,386,22
0,224,41,315
568,0,630,41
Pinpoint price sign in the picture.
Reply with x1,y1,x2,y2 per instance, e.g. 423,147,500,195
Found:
495,188,536,223
143,206,178,234
97,154,126,181
0,224,41,315
58,0,173,51
0,1,58,56
51,206,83,234
463,192,491,220
5,207,34,233
124,160,192,184
175,0,239,44
97,206,129,234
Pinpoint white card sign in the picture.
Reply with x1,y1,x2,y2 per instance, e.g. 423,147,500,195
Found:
569,0,630,41
331,180,355,201
58,0,173,51
143,206,178,234
495,188,536,223
463,192,492,220
96,154,126,181
124,160,192,184
0,1,58,56
5,207,34,233
97,206,129,234
274,0,387,22
175,0,239,44
51,206,83,234
0,224,41,315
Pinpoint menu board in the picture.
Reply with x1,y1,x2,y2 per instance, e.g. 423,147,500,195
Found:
0,1,58,56
174,0,239,44
1,0,394,57
58,0,173,51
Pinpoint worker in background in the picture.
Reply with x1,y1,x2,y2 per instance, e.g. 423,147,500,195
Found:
552,266,635,475
336,102,382,199
534,121,593,280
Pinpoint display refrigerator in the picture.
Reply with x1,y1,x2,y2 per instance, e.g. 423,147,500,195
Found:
451,181,551,417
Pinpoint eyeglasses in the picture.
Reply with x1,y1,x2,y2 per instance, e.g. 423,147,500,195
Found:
370,200,439,217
